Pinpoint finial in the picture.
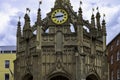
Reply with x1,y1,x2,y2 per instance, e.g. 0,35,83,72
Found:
26,8,30,14
91,8,95,28
103,14,105,20
102,14,106,25
36,0,42,26
78,0,83,24
19,16,21,22
80,0,82,7
96,6,99,12
78,0,83,14
18,16,21,26
102,13,106,36
91,8,94,19
39,0,42,8
96,7,100,18
92,8,94,14
17,16,21,37
24,8,30,24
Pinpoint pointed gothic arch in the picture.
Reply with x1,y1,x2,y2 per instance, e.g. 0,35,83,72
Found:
47,71,72,80
86,74,99,80
50,75,69,80
22,73,33,80
70,23,75,32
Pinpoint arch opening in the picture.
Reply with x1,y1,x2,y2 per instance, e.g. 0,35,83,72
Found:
23,74,33,80
50,75,69,80
83,26,90,33
70,23,75,32
86,74,98,80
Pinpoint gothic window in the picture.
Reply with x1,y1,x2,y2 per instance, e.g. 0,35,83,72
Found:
45,28,49,33
117,51,120,61
70,23,75,32
111,55,113,64
117,69,120,80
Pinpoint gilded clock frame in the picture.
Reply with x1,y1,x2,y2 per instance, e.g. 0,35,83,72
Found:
51,9,68,25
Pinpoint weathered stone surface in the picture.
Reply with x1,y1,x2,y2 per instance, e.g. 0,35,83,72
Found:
14,0,108,80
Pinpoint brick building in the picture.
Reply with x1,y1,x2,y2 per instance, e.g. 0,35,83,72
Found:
107,33,120,80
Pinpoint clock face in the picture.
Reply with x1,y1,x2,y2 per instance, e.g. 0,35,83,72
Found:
51,9,68,24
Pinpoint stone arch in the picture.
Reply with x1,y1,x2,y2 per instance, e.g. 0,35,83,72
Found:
50,75,69,80
22,73,33,80
86,74,99,80
47,72,72,80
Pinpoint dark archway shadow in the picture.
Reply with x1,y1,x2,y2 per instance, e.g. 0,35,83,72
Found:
23,73,33,80
50,75,69,80
86,74,98,80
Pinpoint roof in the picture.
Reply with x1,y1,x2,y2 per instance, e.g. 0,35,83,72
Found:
0,46,16,51
107,32,120,47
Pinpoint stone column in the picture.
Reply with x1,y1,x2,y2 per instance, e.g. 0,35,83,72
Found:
80,53,86,80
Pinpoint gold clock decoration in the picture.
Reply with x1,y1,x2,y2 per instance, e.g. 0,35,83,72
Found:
51,9,68,24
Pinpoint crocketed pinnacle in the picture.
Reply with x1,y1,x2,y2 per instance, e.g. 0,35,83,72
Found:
17,17,21,37
55,0,63,5
102,17,106,36
91,14,95,28
78,1,83,24
36,8,42,26
23,13,31,30
96,7,101,30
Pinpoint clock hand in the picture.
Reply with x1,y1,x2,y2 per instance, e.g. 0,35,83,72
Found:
53,15,63,18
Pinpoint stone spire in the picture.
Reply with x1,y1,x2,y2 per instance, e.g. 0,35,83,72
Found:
55,0,71,6
36,1,42,50
55,0,63,6
78,1,83,24
64,0,70,5
23,8,32,39
36,4,42,26
55,0,71,4
102,14,106,36
91,8,95,28
17,17,21,54
96,7,101,30
17,17,21,37
77,1,84,56
23,11,31,30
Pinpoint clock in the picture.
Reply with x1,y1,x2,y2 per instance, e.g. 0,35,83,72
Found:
51,9,68,24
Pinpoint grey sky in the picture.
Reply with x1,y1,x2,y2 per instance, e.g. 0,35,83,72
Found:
0,0,120,45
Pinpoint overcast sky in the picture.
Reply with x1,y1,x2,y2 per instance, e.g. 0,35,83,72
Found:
0,0,120,46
